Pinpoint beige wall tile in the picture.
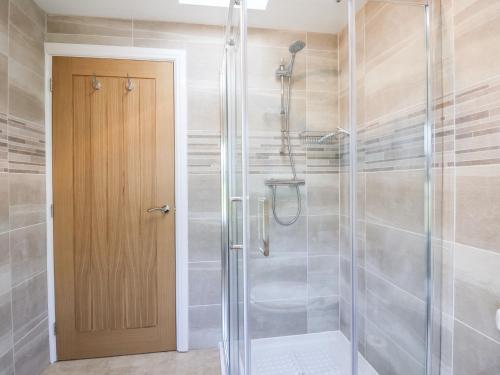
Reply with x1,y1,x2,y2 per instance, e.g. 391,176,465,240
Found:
307,296,339,333
306,90,338,131
365,270,427,365
10,223,46,286
366,222,427,300
365,170,425,233
132,37,183,49
365,320,424,375
0,173,8,232
187,86,221,132
10,0,44,31
251,256,307,301
455,243,500,342
454,0,500,90
308,215,339,255
248,88,306,132
0,349,14,375
0,0,8,56
0,53,6,116
248,27,306,48
46,32,133,46
0,232,10,296
185,42,222,88
306,32,338,51
8,60,44,125
134,20,222,43
13,317,49,375
9,2,44,44
8,173,45,230
456,165,500,253
11,272,47,342
307,50,338,92
188,262,221,306
364,2,424,63
47,15,132,38
0,291,12,358
364,34,426,122
307,173,340,215
189,306,221,349
250,299,307,339
453,320,500,375
9,24,44,77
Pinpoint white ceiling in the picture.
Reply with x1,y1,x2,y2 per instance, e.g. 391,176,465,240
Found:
34,0,351,34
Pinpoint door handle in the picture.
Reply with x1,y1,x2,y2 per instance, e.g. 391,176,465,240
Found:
230,197,243,251
147,205,170,215
258,198,269,256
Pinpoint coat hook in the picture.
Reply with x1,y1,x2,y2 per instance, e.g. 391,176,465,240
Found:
92,74,102,90
126,74,135,92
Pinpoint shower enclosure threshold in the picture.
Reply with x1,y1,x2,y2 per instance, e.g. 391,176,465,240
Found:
251,331,378,375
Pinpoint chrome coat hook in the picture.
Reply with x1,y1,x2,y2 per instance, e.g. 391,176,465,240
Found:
91,74,101,90
126,74,135,92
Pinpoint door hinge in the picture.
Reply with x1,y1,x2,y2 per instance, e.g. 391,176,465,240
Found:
50,204,54,218
50,78,53,93
53,322,57,336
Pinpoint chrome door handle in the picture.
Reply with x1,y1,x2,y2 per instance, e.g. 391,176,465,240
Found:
147,205,170,215
258,198,269,256
229,197,243,250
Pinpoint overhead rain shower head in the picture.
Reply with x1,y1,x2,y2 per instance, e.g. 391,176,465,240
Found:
289,40,306,55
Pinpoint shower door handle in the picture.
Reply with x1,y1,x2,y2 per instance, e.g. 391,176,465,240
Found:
258,198,269,256
229,197,243,251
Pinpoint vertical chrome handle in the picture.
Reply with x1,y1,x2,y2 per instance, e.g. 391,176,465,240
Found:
230,197,243,250
258,198,269,256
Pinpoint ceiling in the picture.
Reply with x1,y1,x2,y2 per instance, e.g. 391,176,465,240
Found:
34,0,351,34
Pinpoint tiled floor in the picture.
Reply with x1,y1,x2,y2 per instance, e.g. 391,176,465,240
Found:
42,349,221,375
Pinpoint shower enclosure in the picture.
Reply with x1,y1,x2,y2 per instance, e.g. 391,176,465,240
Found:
220,0,446,374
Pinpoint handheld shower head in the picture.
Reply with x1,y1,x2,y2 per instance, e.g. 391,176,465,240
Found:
289,40,306,55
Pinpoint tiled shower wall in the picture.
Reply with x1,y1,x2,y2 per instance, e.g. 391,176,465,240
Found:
339,3,431,374
338,1,500,375
246,30,340,339
0,0,49,374
441,0,500,373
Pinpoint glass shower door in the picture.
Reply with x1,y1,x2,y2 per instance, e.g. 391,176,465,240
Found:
221,0,443,374
221,1,247,374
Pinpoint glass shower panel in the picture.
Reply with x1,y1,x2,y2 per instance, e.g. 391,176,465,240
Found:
221,2,246,374
353,1,432,374
245,2,353,374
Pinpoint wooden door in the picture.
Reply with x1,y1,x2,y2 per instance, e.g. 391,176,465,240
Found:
52,57,176,360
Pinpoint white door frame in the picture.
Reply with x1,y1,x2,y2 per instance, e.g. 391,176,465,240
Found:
44,43,189,362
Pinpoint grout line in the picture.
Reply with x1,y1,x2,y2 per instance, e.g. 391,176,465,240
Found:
12,315,48,347
11,1,45,31
454,241,500,258
7,221,46,234
366,318,426,370
454,318,500,346
10,269,46,290
252,295,339,304
189,303,222,308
